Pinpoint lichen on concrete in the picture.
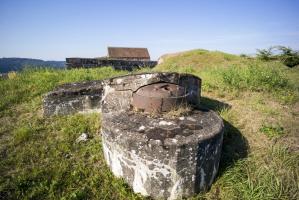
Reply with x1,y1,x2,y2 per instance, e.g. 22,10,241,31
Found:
101,109,224,199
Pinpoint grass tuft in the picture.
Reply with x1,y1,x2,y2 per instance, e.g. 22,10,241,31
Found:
13,125,35,144
260,124,284,139
163,104,193,118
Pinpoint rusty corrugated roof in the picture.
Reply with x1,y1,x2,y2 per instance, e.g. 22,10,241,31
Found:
108,47,150,59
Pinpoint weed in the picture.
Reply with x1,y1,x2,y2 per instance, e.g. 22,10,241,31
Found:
260,124,284,139
163,104,192,118
7,71,17,79
13,125,34,144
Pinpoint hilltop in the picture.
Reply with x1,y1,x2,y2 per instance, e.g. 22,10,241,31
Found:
157,49,249,68
0,50,298,200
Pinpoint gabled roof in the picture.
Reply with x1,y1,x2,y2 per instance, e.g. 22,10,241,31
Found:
108,47,150,59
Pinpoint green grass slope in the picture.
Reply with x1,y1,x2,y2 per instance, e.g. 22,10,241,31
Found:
0,50,298,200
158,49,243,69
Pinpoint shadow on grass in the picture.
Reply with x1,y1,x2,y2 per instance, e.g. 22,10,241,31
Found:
200,96,249,177
200,96,232,112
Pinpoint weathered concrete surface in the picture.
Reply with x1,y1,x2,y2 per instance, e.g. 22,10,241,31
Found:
43,72,201,116
66,58,157,71
43,80,104,116
102,109,224,199
42,72,224,200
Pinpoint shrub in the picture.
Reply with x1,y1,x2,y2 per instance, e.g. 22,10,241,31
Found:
256,46,299,67
277,46,299,68
239,54,250,58
256,48,273,61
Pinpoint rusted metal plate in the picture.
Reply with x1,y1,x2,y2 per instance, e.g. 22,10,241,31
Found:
132,83,189,113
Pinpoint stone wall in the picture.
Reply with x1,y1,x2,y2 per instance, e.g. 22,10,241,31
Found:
0,73,9,79
66,58,157,71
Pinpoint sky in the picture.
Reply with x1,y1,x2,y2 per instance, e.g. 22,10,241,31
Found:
0,0,299,60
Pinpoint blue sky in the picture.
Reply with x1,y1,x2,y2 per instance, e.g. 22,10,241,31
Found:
0,0,298,60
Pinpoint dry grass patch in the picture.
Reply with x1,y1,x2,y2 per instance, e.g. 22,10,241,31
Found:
163,104,193,118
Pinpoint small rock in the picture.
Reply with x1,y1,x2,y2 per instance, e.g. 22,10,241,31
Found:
65,153,71,158
76,133,88,143
159,121,174,126
138,125,146,132
187,117,196,122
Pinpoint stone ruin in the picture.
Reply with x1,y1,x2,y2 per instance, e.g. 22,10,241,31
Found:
66,47,158,70
43,72,224,200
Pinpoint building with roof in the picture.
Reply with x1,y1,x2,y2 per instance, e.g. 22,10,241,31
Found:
107,47,150,61
66,47,156,70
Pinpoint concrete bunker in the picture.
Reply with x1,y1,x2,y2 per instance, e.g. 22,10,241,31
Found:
43,72,224,200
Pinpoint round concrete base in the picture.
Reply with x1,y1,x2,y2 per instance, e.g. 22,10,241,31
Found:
101,108,224,200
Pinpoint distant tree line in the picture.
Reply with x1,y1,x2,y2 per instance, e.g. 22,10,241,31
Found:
256,46,299,68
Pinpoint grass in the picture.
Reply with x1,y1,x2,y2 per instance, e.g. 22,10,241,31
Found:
163,104,192,118
210,145,298,200
0,67,144,200
1,50,299,199
260,124,284,139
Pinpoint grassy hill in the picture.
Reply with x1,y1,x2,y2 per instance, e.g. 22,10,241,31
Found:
0,50,298,199
0,58,65,73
